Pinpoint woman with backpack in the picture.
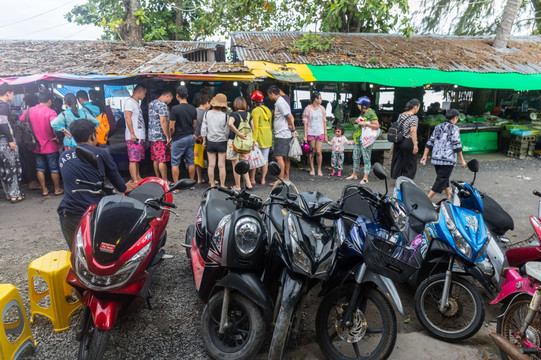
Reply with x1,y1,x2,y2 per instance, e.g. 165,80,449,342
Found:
227,96,254,190
390,98,420,179
302,91,327,176
201,93,229,188
420,109,467,200
51,93,99,151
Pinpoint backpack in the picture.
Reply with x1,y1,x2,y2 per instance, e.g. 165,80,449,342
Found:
13,108,40,152
82,107,110,145
233,112,253,154
387,117,404,143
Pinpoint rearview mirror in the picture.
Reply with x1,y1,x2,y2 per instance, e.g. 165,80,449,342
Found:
372,163,388,180
76,146,100,171
235,160,250,175
467,159,479,173
171,179,196,191
268,161,281,176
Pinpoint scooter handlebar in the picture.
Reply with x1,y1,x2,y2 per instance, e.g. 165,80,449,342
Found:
534,190,541,198
161,201,176,208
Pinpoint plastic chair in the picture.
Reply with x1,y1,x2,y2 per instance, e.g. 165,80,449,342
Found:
0,284,36,360
28,251,81,333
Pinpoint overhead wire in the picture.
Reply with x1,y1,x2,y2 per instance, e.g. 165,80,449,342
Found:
17,22,71,37
0,0,74,29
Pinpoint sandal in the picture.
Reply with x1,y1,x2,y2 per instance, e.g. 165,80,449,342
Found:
260,180,266,186
317,171,323,177
346,174,358,180
360,179,369,185
309,170,315,176
9,195,25,204
54,190,65,196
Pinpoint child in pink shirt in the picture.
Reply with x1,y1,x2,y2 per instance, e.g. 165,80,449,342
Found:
326,125,353,177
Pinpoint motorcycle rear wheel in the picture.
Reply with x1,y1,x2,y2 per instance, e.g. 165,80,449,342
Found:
201,290,266,360
78,306,111,360
414,273,484,341
315,286,397,360
497,295,541,360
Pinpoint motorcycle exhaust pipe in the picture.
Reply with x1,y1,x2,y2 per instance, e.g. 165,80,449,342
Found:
489,332,530,360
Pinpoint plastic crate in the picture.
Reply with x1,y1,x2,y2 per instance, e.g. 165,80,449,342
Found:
363,233,420,283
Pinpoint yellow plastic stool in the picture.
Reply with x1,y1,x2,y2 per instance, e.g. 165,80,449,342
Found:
28,251,82,333
0,284,37,360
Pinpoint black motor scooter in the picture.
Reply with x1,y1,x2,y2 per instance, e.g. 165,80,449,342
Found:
184,161,271,360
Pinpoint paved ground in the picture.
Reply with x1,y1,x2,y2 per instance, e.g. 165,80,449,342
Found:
1,153,540,359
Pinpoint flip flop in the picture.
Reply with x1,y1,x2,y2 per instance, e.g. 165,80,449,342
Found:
346,175,358,180
260,181,266,186
317,171,323,177
360,179,369,185
54,190,65,196
309,171,315,176
41,192,50,197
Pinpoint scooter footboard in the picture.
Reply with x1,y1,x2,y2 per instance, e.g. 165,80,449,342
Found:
83,292,123,330
215,272,273,312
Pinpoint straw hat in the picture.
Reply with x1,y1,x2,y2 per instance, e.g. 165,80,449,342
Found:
210,93,228,108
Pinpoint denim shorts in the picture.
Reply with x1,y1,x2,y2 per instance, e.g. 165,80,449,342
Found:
171,135,195,166
35,152,60,173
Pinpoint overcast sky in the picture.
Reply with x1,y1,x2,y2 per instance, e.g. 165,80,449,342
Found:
0,0,103,40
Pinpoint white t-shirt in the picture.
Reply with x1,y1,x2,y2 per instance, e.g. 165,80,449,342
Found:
307,107,323,136
274,96,292,139
124,97,146,140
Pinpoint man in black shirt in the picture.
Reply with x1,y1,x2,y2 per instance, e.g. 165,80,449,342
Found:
169,85,197,185
58,119,137,249
0,83,23,203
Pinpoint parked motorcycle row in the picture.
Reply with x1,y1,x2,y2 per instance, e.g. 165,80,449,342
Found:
66,145,541,360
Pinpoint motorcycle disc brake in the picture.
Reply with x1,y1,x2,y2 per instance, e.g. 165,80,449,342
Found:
335,307,368,343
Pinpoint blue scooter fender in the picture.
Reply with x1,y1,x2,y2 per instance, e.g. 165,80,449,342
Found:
363,270,405,316
215,272,273,312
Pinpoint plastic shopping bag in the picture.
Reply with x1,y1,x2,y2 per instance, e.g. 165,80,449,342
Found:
247,145,266,169
361,127,380,148
288,137,302,162
194,142,205,167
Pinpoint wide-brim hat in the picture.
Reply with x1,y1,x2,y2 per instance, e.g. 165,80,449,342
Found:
210,93,228,108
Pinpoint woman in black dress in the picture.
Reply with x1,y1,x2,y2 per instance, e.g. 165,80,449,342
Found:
391,98,420,179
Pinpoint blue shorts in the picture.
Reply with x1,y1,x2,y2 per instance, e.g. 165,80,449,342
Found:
35,152,60,173
171,135,195,167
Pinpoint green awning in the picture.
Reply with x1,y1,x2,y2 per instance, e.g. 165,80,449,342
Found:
307,65,541,90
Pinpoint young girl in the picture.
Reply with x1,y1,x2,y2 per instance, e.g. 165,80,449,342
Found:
326,125,353,177
420,109,467,200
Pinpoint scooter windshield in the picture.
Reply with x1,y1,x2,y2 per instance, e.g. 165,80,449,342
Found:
90,195,149,264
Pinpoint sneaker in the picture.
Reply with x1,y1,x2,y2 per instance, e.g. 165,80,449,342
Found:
330,171,335,176
337,171,342,177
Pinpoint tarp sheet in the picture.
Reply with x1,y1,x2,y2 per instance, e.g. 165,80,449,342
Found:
307,65,541,91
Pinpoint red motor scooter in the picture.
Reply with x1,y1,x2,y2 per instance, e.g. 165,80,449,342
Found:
66,146,195,360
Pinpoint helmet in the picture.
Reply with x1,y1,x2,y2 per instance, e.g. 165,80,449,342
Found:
355,96,371,108
251,90,264,103
302,142,312,155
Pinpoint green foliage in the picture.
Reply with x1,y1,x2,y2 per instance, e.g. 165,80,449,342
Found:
368,57,378,65
415,0,536,36
290,32,335,54
66,0,412,42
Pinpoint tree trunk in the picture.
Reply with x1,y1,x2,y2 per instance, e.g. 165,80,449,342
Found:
174,0,184,40
531,0,541,34
493,0,521,48
120,0,143,46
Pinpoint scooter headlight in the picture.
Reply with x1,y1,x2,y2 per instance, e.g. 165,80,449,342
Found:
74,228,152,291
234,217,261,256
442,205,472,259
288,215,311,275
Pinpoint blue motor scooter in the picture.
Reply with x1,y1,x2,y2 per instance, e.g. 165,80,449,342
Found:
393,159,490,341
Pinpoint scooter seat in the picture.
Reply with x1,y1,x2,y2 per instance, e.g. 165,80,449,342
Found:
401,182,438,225
482,194,514,235
127,182,165,218
206,189,236,234
525,261,541,282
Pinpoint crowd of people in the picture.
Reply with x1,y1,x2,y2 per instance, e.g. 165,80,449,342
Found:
0,80,467,208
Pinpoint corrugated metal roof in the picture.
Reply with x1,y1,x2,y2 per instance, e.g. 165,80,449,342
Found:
0,40,244,76
230,32,541,74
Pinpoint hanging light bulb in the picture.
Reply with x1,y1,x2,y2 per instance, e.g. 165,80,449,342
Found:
181,81,186,86
233,81,238,86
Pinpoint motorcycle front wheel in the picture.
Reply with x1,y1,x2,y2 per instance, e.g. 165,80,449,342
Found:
414,273,484,341
497,294,541,360
315,286,397,360
201,290,266,360
78,306,110,360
